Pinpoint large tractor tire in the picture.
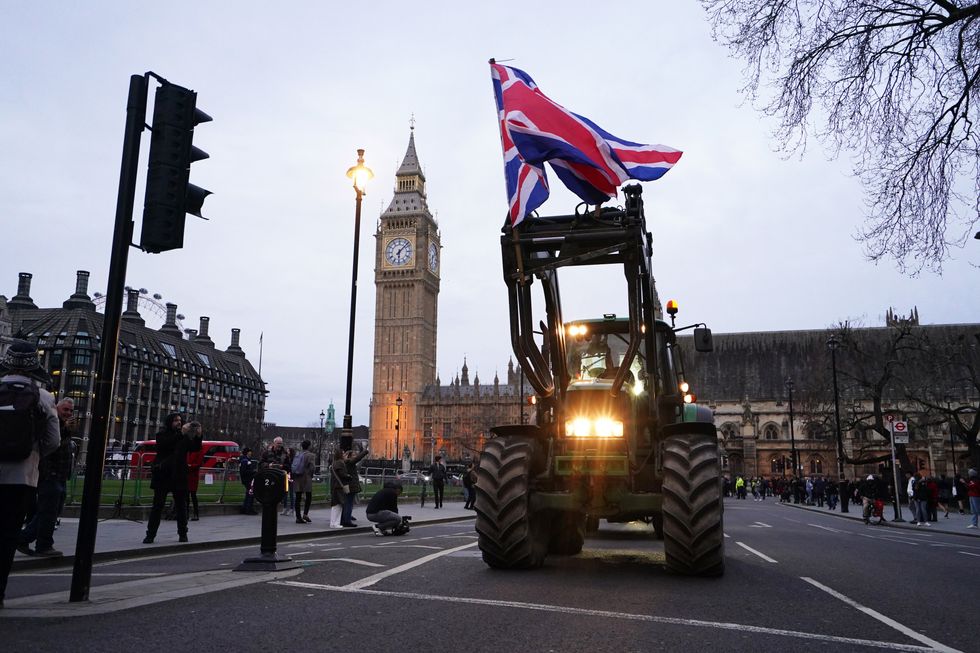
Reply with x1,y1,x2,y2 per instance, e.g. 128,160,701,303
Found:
662,427,725,576
548,511,585,555
474,438,549,569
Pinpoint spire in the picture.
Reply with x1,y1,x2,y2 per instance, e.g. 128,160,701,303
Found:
382,126,428,216
396,125,424,178
461,357,469,386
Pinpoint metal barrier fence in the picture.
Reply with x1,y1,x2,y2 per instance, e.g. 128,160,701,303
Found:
65,459,467,506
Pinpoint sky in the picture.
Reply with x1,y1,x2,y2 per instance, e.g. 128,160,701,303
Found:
2,2,977,429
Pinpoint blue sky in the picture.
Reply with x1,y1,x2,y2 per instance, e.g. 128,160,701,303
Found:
2,2,976,427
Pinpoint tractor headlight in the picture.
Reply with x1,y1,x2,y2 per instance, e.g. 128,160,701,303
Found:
565,417,624,437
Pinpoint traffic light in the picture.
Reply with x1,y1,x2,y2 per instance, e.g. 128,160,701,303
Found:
140,82,211,253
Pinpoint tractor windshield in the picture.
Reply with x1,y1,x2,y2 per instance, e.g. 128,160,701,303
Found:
565,324,645,391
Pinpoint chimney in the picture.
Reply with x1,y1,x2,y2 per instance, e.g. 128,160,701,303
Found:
193,316,214,347
63,270,96,311
226,328,245,356
159,302,183,338
8,272,38,310
121,288,145,326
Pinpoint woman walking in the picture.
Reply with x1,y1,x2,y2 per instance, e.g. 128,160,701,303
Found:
184,422,204,521
291,440,315,523
144,413,202,543
329,448,350,528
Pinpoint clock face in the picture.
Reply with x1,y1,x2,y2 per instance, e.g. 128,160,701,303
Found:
385,237,413,266
428,242,439,272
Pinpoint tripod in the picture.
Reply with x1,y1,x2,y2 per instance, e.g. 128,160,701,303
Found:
100,462,142,523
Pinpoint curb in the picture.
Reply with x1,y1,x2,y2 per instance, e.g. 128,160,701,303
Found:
777,502,979,539
12,514,476,572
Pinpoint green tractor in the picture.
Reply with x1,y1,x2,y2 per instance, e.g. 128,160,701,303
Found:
474,185,724,576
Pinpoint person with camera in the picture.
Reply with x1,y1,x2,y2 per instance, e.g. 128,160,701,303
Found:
329,447,351,528
366,480,408,536
143,413,202,544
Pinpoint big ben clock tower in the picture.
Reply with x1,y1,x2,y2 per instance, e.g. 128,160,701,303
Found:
370,127,440,459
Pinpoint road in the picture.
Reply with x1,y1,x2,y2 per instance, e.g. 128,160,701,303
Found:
1,499,975,652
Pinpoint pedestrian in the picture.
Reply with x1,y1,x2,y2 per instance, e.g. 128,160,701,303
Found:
260,436,289,514
238,447,258,515
967,469,980,529
17,398,75,557
0,340,61,608
329,448,350,528
184,422,204,521
341,446,369,527
143,413,202,544
735,476,746,499
462,462,477,510
366,480,404,536
290,440,315,524
859,474,878,524
838,478,850,513
825,479,839,510
429,455,448,508
926,476,940,522
937,475,951,519
282,447,297,516
954,473,968,514
913,474,932,526
908,473,920,524
814,476,826,507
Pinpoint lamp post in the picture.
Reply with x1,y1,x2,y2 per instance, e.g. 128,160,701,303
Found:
786,378,799,478
340,149,373,452
395,396,403,465
318,409,325,469
946,396,957,476
827,335,849,513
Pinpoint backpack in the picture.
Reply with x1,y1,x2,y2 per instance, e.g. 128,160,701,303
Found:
291,452,305,475
0,380,42,461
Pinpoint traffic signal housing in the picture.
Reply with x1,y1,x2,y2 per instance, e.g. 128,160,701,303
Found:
140,82,211,253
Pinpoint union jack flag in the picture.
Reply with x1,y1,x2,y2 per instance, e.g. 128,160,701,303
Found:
491,62,682,226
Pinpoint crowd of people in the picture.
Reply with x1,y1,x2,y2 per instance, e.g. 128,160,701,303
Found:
727,469,980,528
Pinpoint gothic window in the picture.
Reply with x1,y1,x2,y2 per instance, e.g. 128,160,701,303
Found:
763,423,779,440
720,423,738,440
770,457,782,474
809,457,824,475
728,453,744,475
805,422,826,440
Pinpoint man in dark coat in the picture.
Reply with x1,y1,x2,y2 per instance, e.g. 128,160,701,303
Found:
429,455,447,508
143,413,202,544
366,481,404,535
238,447,257,515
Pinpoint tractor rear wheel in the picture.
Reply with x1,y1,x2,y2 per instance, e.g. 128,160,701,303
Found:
662,428,725,576
475,438,548,569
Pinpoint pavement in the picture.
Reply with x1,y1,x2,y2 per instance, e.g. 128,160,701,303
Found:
764,497,980,537
12,496,475,572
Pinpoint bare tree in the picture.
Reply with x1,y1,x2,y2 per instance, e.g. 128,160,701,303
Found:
701,1,980,272
902,328,980,468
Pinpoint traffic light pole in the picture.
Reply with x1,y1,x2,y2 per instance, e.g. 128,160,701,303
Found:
70,74,147,602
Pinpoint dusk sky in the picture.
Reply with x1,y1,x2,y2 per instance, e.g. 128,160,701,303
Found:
3,2,977,429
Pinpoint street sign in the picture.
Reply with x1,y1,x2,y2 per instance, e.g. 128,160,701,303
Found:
885,414,895,423
893,420,909,444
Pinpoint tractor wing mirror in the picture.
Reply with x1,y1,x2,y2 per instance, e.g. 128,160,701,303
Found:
693,327,714,352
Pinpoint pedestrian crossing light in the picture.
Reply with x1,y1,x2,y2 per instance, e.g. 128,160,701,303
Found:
140,82,212,253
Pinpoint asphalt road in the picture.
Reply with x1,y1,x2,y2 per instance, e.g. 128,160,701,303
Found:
1,499,975,652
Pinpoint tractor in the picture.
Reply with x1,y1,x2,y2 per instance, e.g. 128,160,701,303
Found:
474,184,724,576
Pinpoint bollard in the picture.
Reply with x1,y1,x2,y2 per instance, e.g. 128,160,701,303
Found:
235,468,299,571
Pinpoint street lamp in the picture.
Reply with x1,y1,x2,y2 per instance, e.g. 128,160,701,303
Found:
827,334,849,513
340,149,373,451
785,377,799,478
946,395,957,475
395,396,403,464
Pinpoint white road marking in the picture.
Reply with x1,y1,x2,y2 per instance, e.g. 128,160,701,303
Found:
800,577,961,653
351,544,443,550
808,523,844,533
723,534,730,538
749,522,772,528
735,541,778,563
22,572,165,577
958,551,980,558
344,542,478,589
288,551,314,556
299,558,384,567
272,581,938,652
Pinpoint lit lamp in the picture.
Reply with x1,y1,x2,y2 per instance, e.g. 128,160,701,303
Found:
340,149,373,451
395,396,403,463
